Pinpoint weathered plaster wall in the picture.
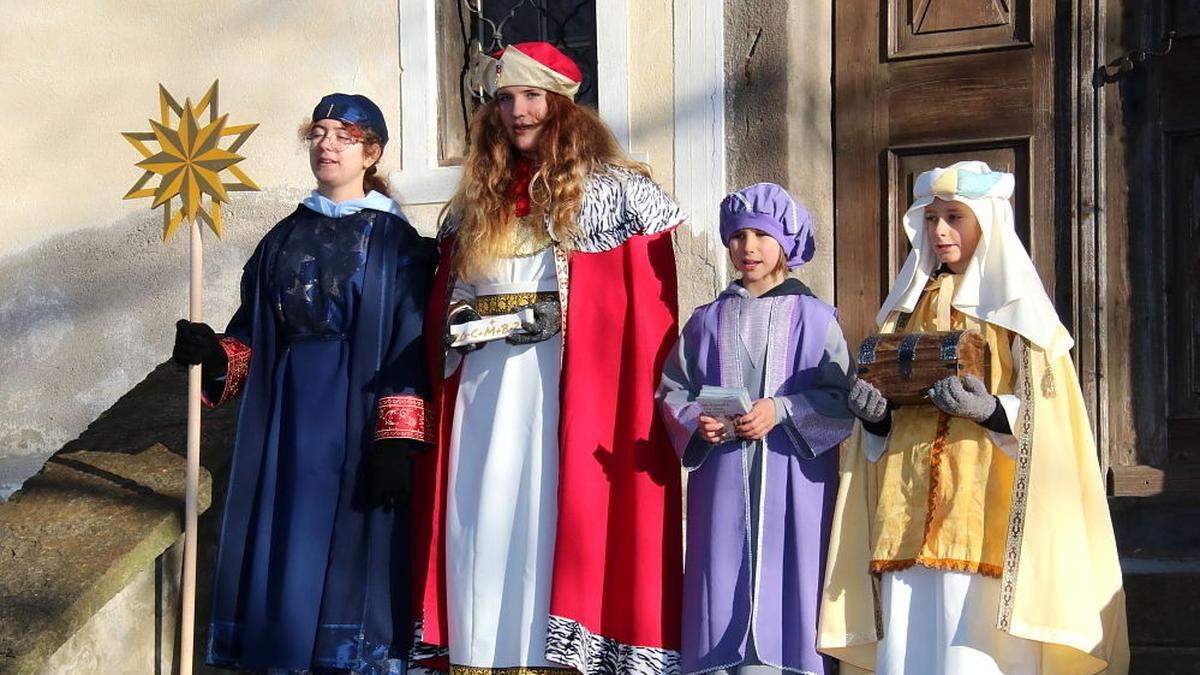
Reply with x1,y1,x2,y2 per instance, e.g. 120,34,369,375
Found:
637,0,726,320
724,0,835,302
0,3,402,496
785,0,835,303
0,193,304,498
2,2,403,256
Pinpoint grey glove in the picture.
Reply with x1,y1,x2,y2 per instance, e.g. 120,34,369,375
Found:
928,375,996,422
848,377,889,424
506,300,561,345
445,305,484,354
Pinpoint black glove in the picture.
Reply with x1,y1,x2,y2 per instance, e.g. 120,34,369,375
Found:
172,320,227,378
444,306,484,354
506,300,561,345
368,438,422,509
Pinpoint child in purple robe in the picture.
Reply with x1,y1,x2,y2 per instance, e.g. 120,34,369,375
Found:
658,183,855,675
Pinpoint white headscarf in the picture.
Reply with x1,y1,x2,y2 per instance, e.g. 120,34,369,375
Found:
876,161,1073,357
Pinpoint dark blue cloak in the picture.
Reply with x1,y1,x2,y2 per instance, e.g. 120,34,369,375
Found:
205,204,434,673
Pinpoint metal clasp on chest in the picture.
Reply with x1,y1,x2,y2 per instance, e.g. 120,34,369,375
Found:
939,331,963,361
898,334,922,380
858,335,880,365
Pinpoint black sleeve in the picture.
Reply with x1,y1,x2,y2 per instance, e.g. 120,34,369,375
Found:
202,240,265,406
979,396,1012,435
381,233,436,398
860,411,893,437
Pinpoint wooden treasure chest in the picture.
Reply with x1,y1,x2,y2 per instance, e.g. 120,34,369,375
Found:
856,329,991,406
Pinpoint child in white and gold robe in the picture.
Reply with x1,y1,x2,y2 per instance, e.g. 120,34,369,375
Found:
817,161,1128,675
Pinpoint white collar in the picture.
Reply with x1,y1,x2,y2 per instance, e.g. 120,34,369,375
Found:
720,281,752,299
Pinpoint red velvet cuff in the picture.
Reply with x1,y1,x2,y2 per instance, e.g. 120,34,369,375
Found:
374,394,435,443
202,337,252,408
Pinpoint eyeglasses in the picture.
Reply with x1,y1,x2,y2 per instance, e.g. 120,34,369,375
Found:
305,131,361,152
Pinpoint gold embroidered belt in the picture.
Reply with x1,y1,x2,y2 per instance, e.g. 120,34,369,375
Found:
450,667,575,675
475,290,559,316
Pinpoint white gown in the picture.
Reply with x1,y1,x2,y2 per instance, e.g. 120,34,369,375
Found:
876,567,1043,675
445,249,561,669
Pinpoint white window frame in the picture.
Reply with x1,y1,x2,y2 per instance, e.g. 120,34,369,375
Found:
391,0,643,205
673,0,727,274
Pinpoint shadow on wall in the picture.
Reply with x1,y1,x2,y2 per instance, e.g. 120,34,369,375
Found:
0,189,306,498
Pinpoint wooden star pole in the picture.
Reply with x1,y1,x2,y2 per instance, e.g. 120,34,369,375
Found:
122,81,258,672
183,208,203,675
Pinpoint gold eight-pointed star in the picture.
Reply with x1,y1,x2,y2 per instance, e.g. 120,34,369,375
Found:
123,81,259,241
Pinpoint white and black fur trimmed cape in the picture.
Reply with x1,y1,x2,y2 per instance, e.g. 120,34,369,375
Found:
438,164,686,253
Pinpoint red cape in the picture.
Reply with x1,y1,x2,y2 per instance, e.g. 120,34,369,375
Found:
413,230,683,668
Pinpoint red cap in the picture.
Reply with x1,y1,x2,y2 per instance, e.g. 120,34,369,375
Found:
500,42,583,83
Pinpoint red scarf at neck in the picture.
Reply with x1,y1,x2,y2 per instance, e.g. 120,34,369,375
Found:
510,157,535,217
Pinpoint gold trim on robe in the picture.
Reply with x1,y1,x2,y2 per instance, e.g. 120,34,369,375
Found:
450,666,575,675
475,291,560,317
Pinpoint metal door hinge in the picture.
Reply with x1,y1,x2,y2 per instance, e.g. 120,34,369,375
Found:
1095,31,1177,87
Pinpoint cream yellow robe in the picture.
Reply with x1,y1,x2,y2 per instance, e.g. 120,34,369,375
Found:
818,282,1129,674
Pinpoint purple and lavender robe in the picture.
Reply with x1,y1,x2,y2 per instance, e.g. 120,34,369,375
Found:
658,279,855,675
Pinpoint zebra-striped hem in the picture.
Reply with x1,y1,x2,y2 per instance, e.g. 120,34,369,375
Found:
545,615,680,675
409,619,449,670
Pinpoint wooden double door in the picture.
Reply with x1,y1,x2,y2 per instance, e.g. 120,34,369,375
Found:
834,1,1056,346
833,0,1200,499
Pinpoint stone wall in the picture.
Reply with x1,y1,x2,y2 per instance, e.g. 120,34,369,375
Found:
0,2,402,496
724,0,835,302
0,435,215,673
40,540,181,674
0,361,237,673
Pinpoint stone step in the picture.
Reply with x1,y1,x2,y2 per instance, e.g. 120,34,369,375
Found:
1129,646,1200,674
1123,569,1200,650
1111,497,1200,560
0,444,211,674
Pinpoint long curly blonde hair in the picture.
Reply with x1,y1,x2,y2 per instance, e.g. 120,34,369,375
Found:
446,93,648,280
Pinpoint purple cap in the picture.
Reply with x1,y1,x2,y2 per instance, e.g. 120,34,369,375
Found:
719,182,815,269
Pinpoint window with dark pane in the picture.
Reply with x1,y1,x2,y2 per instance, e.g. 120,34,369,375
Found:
436,0,598,165
473,0,598,110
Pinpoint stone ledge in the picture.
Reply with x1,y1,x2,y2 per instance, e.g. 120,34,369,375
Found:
0,443,211,674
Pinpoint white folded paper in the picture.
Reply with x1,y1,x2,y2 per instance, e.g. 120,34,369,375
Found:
697,385,753,441
449,308,536,348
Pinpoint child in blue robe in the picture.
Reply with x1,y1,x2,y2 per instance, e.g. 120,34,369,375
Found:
171,93,434,673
